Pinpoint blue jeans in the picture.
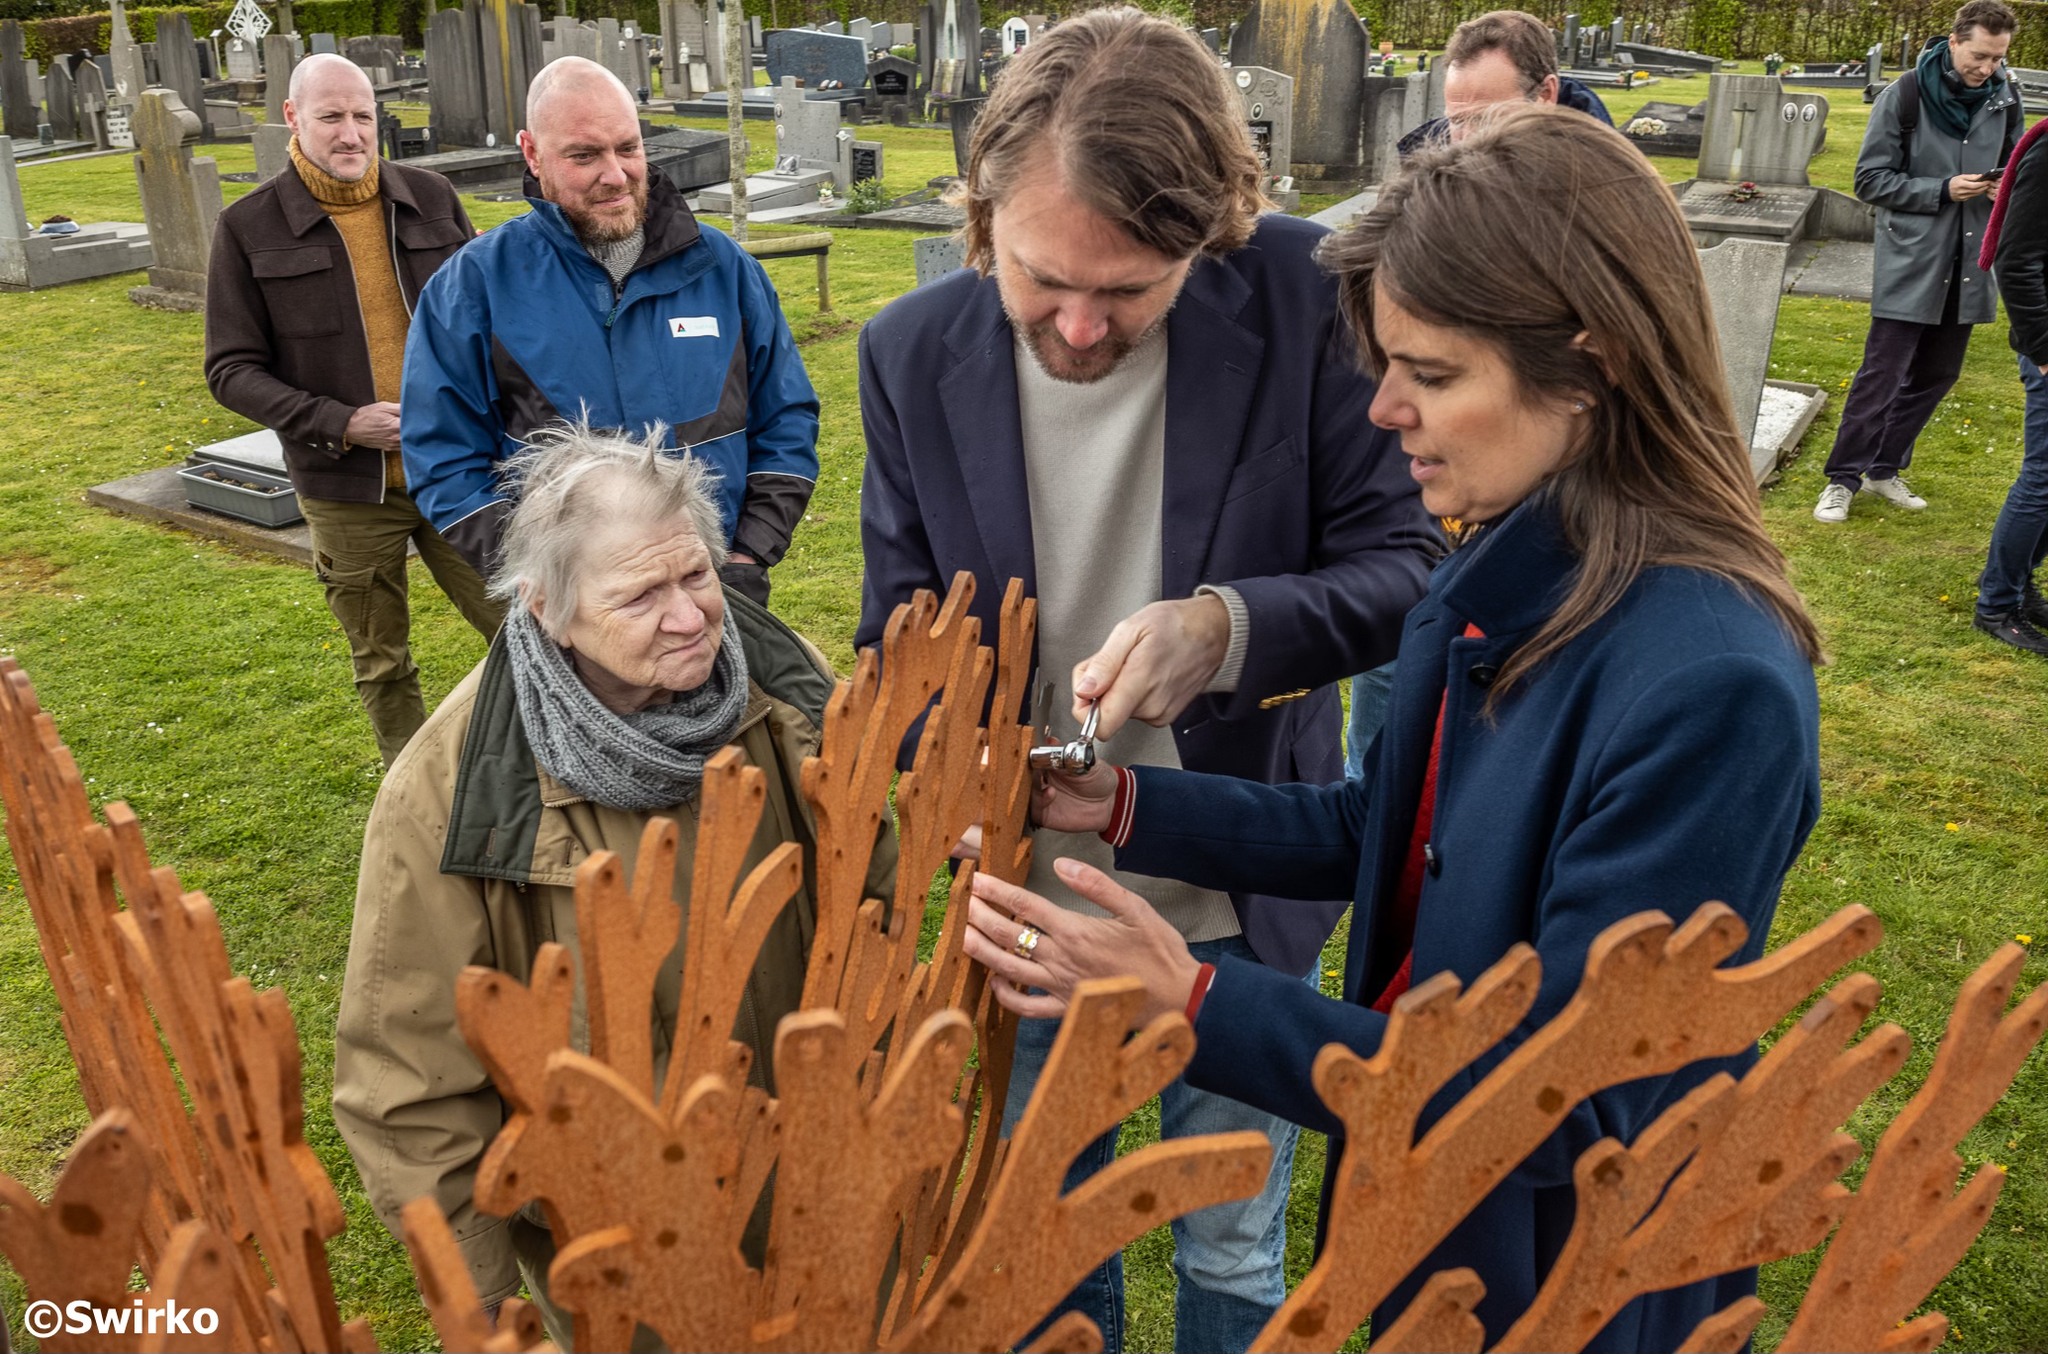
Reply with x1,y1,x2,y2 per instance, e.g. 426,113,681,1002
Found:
1345,663,1398,780
1978,354,2048,616
1000,934,1305,1354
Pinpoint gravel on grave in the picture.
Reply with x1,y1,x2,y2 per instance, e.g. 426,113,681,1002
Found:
1752,384,1821,453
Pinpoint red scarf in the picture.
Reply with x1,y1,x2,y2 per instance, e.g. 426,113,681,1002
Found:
1369,622,1484,1014
1981,116,2048,271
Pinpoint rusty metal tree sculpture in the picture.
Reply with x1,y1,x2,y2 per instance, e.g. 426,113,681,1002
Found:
0,572,2042,1354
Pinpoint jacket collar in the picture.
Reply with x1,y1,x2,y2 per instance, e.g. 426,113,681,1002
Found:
1434,492,1580,640
521,168,703,271
276,154,413,237
931,245,1267,601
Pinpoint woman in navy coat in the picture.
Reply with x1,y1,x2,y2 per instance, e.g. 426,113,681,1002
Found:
964,105,1827,1352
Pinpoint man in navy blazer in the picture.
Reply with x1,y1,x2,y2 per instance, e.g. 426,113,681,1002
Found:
855,10,1437,1350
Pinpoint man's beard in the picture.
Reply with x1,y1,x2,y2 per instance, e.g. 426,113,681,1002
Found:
1016,307,1170,384
546,171,649,245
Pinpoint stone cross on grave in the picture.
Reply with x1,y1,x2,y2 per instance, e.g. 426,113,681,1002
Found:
128,88,222,310
226,0,273,43
1723,90,1761,179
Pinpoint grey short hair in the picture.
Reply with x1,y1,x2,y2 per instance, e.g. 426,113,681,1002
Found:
490,420,729,640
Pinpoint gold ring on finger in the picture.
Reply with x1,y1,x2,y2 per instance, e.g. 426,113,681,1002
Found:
1012,925,1042,959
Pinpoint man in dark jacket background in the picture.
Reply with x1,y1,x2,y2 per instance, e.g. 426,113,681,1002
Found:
1395,8,1613,160
400,57,819,605
205,54,500,768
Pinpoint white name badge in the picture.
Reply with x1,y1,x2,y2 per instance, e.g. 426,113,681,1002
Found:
669,316,721,338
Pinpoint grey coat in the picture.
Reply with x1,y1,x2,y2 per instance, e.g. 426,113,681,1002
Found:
1855,70,2022,324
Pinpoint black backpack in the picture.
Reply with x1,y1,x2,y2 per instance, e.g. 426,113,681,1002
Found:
1893,56,2025,174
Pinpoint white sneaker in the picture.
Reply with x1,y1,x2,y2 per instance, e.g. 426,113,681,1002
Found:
1861,475,1928,510
1814,484,1854,523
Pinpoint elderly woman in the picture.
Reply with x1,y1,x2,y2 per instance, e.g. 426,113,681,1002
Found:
964,106,1825,1352
334,423,893,1334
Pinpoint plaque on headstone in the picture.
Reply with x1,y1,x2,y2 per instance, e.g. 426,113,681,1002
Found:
851,138,881,182
766,29,868,90
1230,65,1293,184
869,53,915,107
1228,0,1370,181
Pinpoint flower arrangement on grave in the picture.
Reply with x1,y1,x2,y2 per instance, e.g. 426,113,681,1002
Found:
1729,180,1763,202
1625,116,1668,137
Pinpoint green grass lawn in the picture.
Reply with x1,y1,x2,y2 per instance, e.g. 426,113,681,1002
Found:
1,76,2044,1353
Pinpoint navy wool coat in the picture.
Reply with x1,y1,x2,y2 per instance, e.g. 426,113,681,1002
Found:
1115,495,1823,1350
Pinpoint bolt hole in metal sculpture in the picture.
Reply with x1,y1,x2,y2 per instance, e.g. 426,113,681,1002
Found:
0,572,2041,1353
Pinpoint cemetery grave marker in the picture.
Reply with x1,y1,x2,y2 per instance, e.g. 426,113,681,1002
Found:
44,56,76,142
128,88,221,310
150,14,206,132
1231,65,1295,205
75,58,112,148
766,29,868,92
913,233,966,285
1682,74,1830,247
263,33,296,123
1229,0,1371,187
1697,235,1792,473
1,21,37,141
0,135,152,290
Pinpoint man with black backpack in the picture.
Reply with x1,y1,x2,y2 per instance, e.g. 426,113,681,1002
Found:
1814,0,2023,523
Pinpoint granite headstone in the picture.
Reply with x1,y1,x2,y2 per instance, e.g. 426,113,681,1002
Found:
1697,74,1827,186
129,87,220,307
1228,0,1369,181
766,29,867,90
2,22,38,141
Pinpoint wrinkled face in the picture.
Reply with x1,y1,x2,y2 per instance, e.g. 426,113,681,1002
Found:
1443,48,1558,141
1367,280,1580,523
990,155,1195,384
551,516,725,713
1950,25,2012,87
520,83,649,243
283,64,378,182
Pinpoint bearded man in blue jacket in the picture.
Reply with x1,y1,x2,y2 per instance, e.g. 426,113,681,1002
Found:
401,57,819,604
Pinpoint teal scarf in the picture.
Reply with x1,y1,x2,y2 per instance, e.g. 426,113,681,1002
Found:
1917,38,1999,141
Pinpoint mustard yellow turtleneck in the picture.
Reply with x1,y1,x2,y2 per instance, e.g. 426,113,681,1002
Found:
290,136,409,488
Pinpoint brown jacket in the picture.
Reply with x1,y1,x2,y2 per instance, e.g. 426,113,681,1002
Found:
332,593,897,1305
204,158,473,504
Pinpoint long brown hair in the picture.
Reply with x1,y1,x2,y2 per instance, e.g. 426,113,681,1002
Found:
955,6,1267,272
1318,104,1822,705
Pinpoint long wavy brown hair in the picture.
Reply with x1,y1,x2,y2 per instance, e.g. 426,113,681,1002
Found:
1318,104,1822,706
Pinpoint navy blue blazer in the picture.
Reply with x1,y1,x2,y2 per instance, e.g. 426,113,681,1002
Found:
1116,495,1823,1349
855,214,1440,977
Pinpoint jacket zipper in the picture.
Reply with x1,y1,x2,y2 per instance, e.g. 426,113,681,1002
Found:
336,208,385,506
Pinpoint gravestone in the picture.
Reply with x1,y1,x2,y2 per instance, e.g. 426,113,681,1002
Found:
110,0,146,108
252,118,290,180
225,38,260,80
151,14,205,128
44,53,76,141
926,0,980,94
913,233,965,285
820,20,843,34
128,88,220,309
74,59,111,148
1696,236,1791,477
767,29,867,90
869,53,915,116
427,7,487,146
850,18,871,48
851,137,881,183
0,135,153,289
622,26,652,100
263,34,296,123
869,21,893,50
1620,98,1705,157
1611,39,1717,73
310,32,338,54
1,22,36,141
1610,16,1624,53
660,0,717,92
697,77,837,211
1562,13,1580,69
1229,0,1370,185
1231,65,1293,190
1359,69,1428,183
1001,16,1029,55
1697,74,1827,186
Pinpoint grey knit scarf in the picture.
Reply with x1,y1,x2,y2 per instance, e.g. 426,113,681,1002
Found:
585,224,646,298
503,602,750,810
